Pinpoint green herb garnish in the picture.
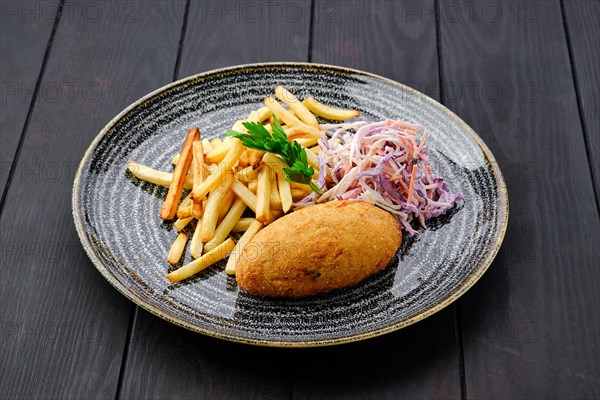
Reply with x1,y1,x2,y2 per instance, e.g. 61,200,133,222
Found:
226,115,322,194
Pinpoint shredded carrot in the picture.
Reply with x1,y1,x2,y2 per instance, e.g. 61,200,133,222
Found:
416,132,428,152
407,165,418,205
399,137,414,161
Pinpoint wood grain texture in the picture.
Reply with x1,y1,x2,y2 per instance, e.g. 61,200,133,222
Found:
120,309,295,400
291,2,461,399
563,0,600,208
179,0,312,75
0,0,59,195
117,2,311,399
0,1,185,398
438,0,600,398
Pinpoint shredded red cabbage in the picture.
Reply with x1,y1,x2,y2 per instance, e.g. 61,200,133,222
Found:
295,119,462,235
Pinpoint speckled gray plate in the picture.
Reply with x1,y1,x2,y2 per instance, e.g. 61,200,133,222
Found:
73,63,508,347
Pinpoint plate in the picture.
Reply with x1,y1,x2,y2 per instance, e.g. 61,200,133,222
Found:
73,63,508,347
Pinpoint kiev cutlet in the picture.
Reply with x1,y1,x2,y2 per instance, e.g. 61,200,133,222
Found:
235,200,402,298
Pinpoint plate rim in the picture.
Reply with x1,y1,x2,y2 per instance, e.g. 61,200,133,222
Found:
72,61,509,347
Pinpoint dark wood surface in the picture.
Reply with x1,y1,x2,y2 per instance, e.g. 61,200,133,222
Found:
0,0,59,197
1,1,598,398
438,1,599,398
563,0,600,210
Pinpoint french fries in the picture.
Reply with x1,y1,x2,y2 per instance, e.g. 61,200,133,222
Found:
256,166,271,223
218,190,235,221
191,141,206,219
275,86,319,128
160,128,200,219
190,221,203,258
205,198,247,252
192,139,245,199
173,216,193,231
179,192,192,208
277,170,292,213
129,86,361,281
236,166,258,183
167,232,188,264
127,161,193,189
177,205,192,219
232,218,257,232
264,97,322,136
269,169,282,210
247,106,271,123
302,97,361,121
204,140,231,163
202,175,233,242
232,181,258,212
225,220,263,275
202,138,214,154
167,238,235,283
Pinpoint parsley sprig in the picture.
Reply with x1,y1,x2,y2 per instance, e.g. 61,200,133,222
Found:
226,115,322,194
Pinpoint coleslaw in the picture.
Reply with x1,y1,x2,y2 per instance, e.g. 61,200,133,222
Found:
295,119,462,235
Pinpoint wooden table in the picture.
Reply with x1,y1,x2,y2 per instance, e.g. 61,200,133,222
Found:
2,1,598,398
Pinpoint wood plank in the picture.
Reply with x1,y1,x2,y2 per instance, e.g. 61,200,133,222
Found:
120,309,295,399
437,1,600,398
563,0,600,208
291,1,462,399
0,0,59,195
179,0,312,74
117,1,312,399
0,2,185,398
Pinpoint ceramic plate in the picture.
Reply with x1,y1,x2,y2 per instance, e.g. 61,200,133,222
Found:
73,63,508,347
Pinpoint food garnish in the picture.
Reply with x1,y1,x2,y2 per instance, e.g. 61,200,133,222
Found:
226,115,322,194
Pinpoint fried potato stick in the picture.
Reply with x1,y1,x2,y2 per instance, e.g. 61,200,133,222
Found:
225,220,263,275
167,238,235,283
193,139,245,199
205,198,247,252
190,219,203,258
202,175,233,242
160,127,199,219
275,86,319,128
191,141,206,218
232,181,258,213
256,166,271,223
232,217,257,232
235,166,258,183
218,189,235,222
173,216,194,231
127,161,193,189
263,97,321,136
302,97,360,120
269,168,282,210
167,232,188,264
